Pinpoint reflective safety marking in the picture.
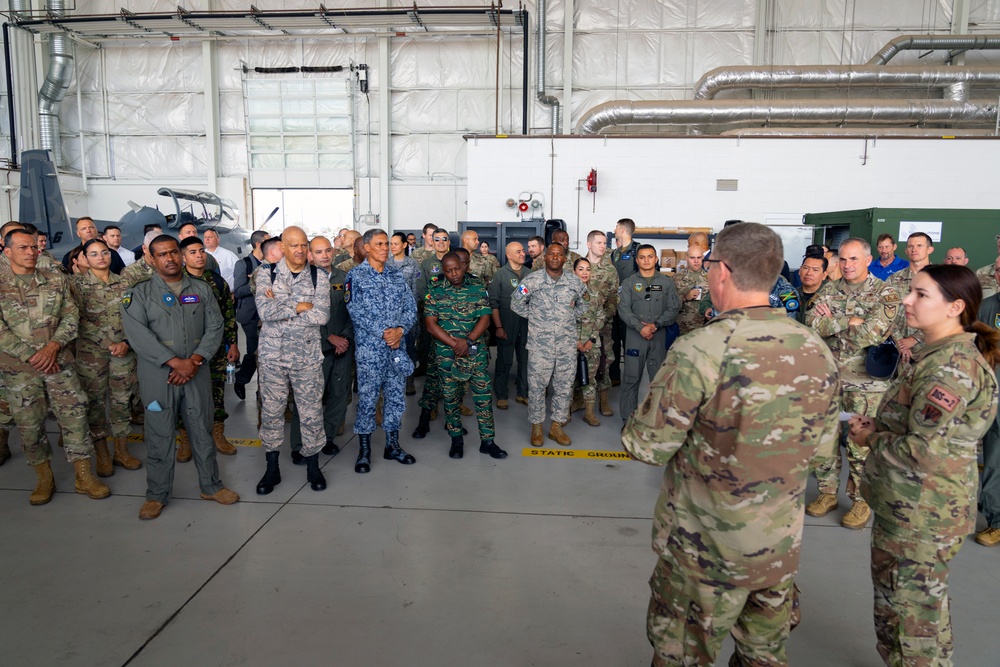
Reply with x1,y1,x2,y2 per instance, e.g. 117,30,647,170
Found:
126,433,262,447
521,448,632,460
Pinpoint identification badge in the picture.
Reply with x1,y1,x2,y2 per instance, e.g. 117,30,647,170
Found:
162,294,176,306
650,284,663,292
180,294,200,304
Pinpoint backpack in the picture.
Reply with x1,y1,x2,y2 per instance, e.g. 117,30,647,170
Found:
269,262,318,288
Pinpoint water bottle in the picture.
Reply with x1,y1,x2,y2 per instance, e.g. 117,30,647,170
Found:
226,361,236,384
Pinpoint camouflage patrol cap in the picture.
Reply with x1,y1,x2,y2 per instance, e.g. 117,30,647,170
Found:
390,348,414,377
865,340,900,379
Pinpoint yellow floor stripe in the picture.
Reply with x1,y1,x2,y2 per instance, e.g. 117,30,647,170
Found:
126,433,262,447
521,447,632,460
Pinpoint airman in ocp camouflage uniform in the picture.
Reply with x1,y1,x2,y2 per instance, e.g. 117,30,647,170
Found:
859,330,997,667
424,253,506,459
584,238,619,417
121,255,154,286
468,251,497,282
0,229,109,505
975,235,1000,298
622,223,841,667
673,266,710,335
805,238,899,529
575,278,607,427
72,262,141,475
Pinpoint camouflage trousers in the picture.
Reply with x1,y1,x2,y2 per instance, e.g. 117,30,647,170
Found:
437,343,494,441
355,348,406,434
814,390,878,501
209,346,227,422
871,519,963,667
1,366,94,465
648,556,794,667
0,382,12,430
418,347,441,411
259,360,324,456
76,340,137,440
579,343,601,401
595,321,613,393
527,345,575,425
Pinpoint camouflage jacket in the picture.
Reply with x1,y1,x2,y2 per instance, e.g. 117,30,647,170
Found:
0,265,79,372
886,265,924,347
121,258,154,287
410,246,435,266
577,286,607,344
335,258,359,275
561,248,583,270
345,260,417,361
388,255,421,301
185,268,237,349
424,274,491,345
976,262,998,299
71,270,129,349
510,268,588,352
255,258,331,364
861,332,998,538
622,307,841,588
587,256,620,324
469,252,498,283
805,273,898,389
673,267,710,335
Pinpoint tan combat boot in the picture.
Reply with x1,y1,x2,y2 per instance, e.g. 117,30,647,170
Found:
583,400,601,427
548,422,572,446
805,493,838,517
530,423,544,447
213,422,237,456
112,437,142,470
496,399,509,410
841,499,871,529
0,428,11,466
30,461,55,505
460,403,474,416
975,527,1000,547
93,437,114,477
598,389,613,417
176,429,192,463
74,459,111,499
570,390,584,413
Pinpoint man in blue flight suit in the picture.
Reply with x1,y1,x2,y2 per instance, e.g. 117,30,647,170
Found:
345,229,419,473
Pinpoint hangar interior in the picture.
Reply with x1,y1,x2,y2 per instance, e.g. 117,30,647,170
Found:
1,1,1000,666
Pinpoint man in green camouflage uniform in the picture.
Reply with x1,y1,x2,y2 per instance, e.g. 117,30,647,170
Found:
412,229,452,435
622,223,840,667
424,253,506,460
804,237,899,529
673,245,711,335
575,259,607,427
0,229,110,504
584,230,619,417
887,232,933,363
551,229,582,269
975,234,1000,299
120,230,159,286
410,223,437,265
462,230,497,282
851,298,997,667
180,237,239,456
72,240,141,476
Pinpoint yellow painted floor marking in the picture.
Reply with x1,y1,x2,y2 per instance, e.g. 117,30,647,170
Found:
521,448,632,460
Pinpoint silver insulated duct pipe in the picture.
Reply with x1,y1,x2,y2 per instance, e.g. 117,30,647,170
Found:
536,0,560,134
38,0,72,166
575,98,999,135
869,34,1000,65
692,65,1000,102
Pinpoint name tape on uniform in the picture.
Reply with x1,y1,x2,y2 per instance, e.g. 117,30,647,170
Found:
521,448,632,461
126,433,262,448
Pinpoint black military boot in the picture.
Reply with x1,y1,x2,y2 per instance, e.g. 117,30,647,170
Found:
304,454,327,491
412,409,431,438
321,440,340,457
291,449,305,465
256,450,281,495
355,434,372,474
448,434,464,459
384,430,416,465
479,439,508,459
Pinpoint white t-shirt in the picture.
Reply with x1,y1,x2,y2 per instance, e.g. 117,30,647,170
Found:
115,247,135,267
207,245,239,291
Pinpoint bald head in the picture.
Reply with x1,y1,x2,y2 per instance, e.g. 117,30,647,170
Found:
282,226,309,270
352,236,367,263
505,241,525,269
342,230,361,252
461,230,479,253
310,235,334,269
552,229,569,249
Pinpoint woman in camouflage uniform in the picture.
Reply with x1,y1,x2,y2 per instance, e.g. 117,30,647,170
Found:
72,239,141,476
573,258,606,427
849,264,999,667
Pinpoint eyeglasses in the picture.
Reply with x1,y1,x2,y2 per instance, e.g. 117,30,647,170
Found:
433,237,449,243
86,250,111,258
704,258,731,272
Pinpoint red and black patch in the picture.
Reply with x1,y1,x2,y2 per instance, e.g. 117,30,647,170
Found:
918,403,943,426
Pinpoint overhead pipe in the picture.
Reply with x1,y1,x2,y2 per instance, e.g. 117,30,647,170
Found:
692,65,1000,101
720,127,998,137
868,34,1000,65
535,0,560,134
38,0,73,166
575,98,999,135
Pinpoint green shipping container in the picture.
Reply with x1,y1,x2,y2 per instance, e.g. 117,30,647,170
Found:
802,207,1000,273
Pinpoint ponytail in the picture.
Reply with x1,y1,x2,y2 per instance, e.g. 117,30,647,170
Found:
969,320,1000,369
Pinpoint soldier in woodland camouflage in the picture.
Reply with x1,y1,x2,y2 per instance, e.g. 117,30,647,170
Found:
849,265,998,667
804,237,900,529
413,229,452,432
72,239,141,476
510,243,588,447
572,258,606,427
254,226,331,496
0,229,111,505
583,230,619,417
424,253,506,460
622,223,840,667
